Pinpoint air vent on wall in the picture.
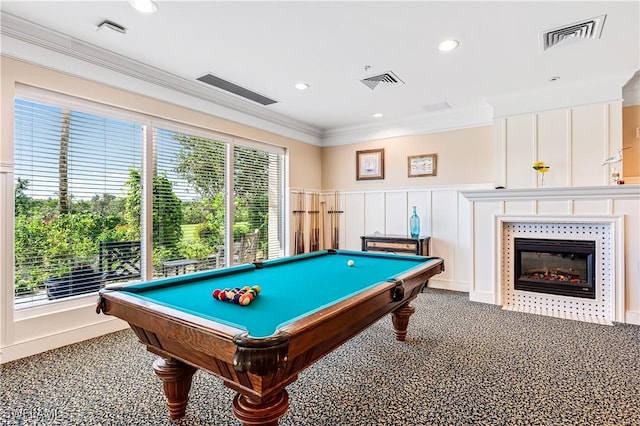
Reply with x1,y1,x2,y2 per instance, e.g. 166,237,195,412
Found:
196,73,277,106
360,71,405,90
541,15,606,51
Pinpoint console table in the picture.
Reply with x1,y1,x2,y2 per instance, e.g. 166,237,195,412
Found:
360,234,430,256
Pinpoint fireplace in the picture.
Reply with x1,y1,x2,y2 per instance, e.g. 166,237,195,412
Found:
514,238,596,299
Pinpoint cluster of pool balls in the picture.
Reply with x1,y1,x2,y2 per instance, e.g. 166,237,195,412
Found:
212,285,261,306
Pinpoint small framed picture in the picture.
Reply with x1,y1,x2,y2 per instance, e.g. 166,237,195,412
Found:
408,153,437,177
356,148,385,180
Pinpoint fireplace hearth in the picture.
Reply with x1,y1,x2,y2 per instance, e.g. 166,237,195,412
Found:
514,238,596,299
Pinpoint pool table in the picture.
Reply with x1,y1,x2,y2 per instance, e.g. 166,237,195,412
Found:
97,249,444,425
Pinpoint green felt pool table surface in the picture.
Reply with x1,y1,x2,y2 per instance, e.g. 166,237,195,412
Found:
123,250,436,338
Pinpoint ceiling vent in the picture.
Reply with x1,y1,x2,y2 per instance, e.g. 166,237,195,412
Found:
541,15,606,51
196,73,277,106
360,71,405,90
97,20,127,34
422,102,451,113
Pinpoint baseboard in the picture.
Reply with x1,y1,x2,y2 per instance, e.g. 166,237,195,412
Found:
468,290,498,305
624,310,640,325
0,318,129,364
427,279,469,293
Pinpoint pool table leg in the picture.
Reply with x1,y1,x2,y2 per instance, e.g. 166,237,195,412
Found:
153,357,197,420
391,303,416,342
232,389,289,426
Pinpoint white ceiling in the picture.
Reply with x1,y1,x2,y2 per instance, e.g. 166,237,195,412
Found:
1,1,639,145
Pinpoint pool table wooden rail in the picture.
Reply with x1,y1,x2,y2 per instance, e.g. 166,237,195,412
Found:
96,255,444,425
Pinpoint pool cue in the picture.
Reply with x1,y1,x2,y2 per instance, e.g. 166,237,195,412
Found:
298,191,305,254
293,191,305,255
329,195,334,249
314,193,320,251
309,192,319,252
333,191,339,249
320,201,326,250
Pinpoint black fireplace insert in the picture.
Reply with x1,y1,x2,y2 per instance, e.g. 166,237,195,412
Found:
514,238,596,299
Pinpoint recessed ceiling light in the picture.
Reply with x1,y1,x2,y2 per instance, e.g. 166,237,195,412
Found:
373,113,383,118
294,82,309,90
438,39,459,52
129,0,158,14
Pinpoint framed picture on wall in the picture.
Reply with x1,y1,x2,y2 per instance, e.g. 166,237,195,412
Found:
356,148,385,180
408,153,437,177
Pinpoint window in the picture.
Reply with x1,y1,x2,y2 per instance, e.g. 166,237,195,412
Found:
153,126,285,275
14,98,143,307
154,127,228,276
233,144,285,265
13,91,286,307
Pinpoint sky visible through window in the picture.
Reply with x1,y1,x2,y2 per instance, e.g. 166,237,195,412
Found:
13,99,198,202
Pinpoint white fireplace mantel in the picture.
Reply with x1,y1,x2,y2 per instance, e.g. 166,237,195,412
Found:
461,184,639,325
461,185,640,202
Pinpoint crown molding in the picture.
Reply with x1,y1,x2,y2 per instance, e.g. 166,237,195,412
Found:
321,104,494,146
0,12,323,145
487,75,630,118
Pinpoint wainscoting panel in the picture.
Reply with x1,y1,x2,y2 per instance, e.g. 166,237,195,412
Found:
385,192,407,235
537,109,568,188
407,191,432,238
471,201,502,302
571,104,609,187
431,190,458,282
573,199,609,215
537,199,571,215
363,192,385,236
504,200,535,215
505,114,533,188
455,192,473,287
615,198,640,322
344,193,365,251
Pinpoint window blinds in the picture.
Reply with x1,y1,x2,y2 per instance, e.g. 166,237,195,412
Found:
154,128,227,276
14,99,143,307
13,92,286,307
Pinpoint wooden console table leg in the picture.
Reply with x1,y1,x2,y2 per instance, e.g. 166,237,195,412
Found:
232,389,289,426
152,357,197,420
391,304,416,342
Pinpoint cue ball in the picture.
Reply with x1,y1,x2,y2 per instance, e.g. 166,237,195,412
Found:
347,260,355,267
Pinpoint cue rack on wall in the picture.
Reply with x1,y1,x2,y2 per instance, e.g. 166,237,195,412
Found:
291,191,343,254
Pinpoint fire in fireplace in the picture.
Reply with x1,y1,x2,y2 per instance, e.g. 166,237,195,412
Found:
514,238,596,299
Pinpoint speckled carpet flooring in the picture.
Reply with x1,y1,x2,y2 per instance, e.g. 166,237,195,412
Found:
2,289,639,426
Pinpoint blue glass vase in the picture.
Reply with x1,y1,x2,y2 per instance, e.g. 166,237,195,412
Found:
410,206,420,238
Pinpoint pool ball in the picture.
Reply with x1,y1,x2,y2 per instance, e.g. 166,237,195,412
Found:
347,260,355,267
